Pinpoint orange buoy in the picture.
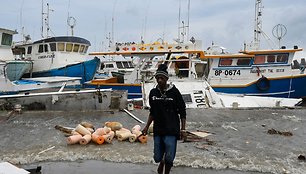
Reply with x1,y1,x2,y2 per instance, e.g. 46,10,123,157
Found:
138,135,148,144
92,133,105,145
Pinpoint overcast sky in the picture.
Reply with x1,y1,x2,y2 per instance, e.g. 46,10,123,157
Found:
1,0,306,53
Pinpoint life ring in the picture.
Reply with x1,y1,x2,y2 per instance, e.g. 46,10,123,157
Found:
256,76,270,91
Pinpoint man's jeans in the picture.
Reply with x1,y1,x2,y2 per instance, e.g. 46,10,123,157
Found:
153,135,177,166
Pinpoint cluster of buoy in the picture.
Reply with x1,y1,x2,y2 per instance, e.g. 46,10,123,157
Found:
56,121,149,145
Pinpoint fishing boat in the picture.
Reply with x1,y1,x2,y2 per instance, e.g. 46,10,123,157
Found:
0,28,32,81
89,41,301,108
12,36,100,84
94,54,135,82
202,0,306,99
11,2,100,85
203,45,306,99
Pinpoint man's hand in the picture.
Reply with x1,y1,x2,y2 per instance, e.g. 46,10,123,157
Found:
142,126,148,136
180,129,187,140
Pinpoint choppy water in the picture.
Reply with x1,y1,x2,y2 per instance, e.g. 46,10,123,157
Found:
0,108,306,173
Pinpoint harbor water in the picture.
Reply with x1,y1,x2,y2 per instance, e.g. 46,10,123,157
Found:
0,108,305,173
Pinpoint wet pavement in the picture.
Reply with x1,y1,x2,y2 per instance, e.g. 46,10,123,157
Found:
0,107,306,174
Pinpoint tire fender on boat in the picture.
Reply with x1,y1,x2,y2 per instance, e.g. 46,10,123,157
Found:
256,76,270,91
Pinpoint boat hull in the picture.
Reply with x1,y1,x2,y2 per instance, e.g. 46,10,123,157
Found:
5,60,32,81
212,75,306,98
22,57,100,84
85,83,142,99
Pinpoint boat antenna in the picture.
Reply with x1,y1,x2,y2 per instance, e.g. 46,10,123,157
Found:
141,0,150,44
67,16,76,36
111,0,118,45
187,0,190,41
176,0,189,44
66,0,70,36
272,24,287,48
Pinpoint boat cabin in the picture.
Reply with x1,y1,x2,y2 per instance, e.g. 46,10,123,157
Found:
0,28,17,61
13,36,90,60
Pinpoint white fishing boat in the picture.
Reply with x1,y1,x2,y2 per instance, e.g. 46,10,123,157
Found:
0,28,32,81
94,54,135,82
13,36,100,84
11,2,100,85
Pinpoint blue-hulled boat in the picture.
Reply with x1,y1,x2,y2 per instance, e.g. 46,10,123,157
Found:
202,0,306,99
13,36,100,84
203,46,306,99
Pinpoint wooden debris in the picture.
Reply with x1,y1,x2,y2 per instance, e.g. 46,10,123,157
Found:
267,128,293,136
298,155,306,161
182,130,212,142
55,125,74,135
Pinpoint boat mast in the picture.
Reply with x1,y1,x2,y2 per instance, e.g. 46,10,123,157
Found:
254,0,263,49
177,0,181,43
111,0,118,46
177,0,190,44
41,0,44,38
187,0,190,42
41,1,53,38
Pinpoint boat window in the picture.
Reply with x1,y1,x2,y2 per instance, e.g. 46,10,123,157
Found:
236,58,251,66
73,44,80,52
254,55,265,64
83,46,89,53
267,55,275,63
116,62,124,68
1,33,13,46
168,61,175,69
38,44,44,53
122,61,129,68
44,44,48,52
128,62,134,68
181,94,192,103
276,54,288,63
79,45,85,53
100,63,105,69
66,43,73,52
195,63,205,77
27,46,32,54
50,43,56,51
57,43,65,51
219,58,233,66
105,64,114,68
12,47,26,59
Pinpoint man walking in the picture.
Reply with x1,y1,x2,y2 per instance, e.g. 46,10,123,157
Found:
142,63,186,174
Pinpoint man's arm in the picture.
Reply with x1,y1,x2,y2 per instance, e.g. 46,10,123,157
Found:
142,114,153,135
180,118,186,130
